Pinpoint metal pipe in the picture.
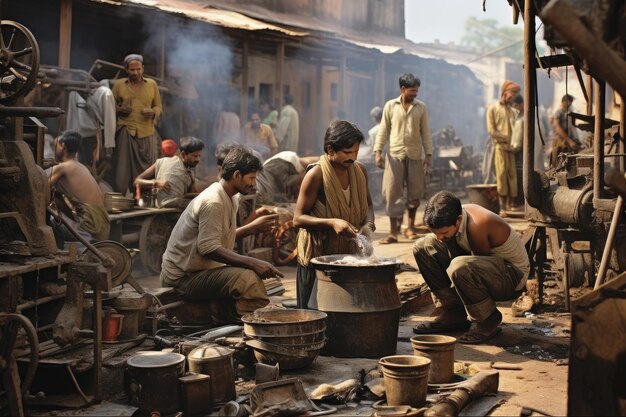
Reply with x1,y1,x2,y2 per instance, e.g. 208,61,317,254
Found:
523,0,540,208
0,106,64,117
594,195,623,289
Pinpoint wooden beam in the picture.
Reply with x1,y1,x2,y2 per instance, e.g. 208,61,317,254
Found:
594,80,605,200
275,42,284,109
240,40,249,124
541,0,626,99
58,0,72,68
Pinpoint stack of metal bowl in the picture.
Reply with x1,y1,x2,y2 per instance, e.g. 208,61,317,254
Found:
242,309,327,370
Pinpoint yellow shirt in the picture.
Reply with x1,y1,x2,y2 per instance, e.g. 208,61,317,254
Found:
374,96,433,160
242,123,278,151
112,77,162,138
486,102,515,145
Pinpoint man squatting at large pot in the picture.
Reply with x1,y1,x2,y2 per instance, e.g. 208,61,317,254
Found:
412,191,530,344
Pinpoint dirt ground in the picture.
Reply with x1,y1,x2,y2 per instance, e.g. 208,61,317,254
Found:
135,208,571,416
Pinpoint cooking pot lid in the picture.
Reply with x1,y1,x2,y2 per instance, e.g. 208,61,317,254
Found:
127,351,185,368
189,344,234,360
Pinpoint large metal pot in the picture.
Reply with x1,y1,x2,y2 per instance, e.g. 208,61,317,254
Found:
126,351,185,414
309,255,402,358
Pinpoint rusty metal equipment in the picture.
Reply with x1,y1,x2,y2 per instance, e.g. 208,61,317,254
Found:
0,14,120,415
516,0,626,307
429,126,479,194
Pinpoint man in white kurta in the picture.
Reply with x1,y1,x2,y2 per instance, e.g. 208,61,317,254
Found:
276,93,300,153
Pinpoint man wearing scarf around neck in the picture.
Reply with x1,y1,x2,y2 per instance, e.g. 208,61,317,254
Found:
293,120,376,308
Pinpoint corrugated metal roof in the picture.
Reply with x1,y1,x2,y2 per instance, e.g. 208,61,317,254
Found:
89,0,309,36
88,0,443,60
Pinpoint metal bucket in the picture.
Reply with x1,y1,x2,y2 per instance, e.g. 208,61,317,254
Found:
127,351,185,414
379,355,431,407
188,344,236,403
466,184,500,213
410,335,456,383
309,255,402,358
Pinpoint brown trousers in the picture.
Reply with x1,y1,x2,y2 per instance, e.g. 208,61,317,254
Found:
413,234,523,322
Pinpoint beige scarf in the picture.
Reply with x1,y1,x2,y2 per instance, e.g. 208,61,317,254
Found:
297,155,368,266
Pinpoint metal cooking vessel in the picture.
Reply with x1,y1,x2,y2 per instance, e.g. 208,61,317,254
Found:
309,254,402,358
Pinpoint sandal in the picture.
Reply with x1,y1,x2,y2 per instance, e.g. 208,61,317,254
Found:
379,235,398,245
458,326,502,344
403,229,419,240
413,319,471,334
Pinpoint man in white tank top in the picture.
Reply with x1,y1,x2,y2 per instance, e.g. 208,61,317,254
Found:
412,191,530,344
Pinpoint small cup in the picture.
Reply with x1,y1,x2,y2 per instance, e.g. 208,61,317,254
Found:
103,313,124,342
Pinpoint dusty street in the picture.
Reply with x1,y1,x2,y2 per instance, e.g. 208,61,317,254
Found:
137,207,570,416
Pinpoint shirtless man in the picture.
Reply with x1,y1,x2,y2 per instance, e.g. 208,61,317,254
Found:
47,130,110,245
412,191,529,344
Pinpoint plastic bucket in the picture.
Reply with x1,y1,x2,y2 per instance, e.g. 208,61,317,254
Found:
379,355,431,407
410,335,457,384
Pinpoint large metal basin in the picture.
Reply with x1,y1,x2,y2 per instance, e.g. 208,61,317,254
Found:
309,255,402,358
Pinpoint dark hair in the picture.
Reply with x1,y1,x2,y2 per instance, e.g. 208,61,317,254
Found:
284,93,294,105
562,94,574,103
221,146,262,180
512,94,524,105
399,73,421,89
215,141,239,166
323,120,364,154
179,136,204,154
423,191,462,229
58,130,82,154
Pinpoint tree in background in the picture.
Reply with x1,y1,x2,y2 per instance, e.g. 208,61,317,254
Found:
461,17,524,62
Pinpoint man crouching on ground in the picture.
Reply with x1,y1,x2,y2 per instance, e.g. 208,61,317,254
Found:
412,191,530,344
160,146,283,323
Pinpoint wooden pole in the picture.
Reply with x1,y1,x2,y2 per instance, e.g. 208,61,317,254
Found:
594,80,605,200
241,40,249,124
58,0,72,68
275,42,284,110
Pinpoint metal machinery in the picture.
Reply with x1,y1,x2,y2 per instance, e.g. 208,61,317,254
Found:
515,0,626,305
428,126,479,194
0,18,119,416
514,0,626,414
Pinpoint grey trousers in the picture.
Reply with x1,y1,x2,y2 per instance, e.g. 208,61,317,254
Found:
413,234,524,321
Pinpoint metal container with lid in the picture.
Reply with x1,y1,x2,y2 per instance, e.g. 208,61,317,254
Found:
179,373,211,415
309,254,402,358
188,344,236,403
127,351,185,414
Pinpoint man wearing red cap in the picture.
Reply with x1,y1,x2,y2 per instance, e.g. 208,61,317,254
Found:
486,80,520,215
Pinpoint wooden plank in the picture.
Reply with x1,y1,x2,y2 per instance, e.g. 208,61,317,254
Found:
58,0,72,68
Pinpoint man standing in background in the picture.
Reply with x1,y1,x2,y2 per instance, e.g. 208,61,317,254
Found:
486,80,520,216
374,73,432,244
276,93,300,152
112,53,162,195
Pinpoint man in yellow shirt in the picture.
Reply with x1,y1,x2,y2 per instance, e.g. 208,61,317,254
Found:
374,73,432,244
486,80,520,215
112,53,162,195
241,112,278,159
